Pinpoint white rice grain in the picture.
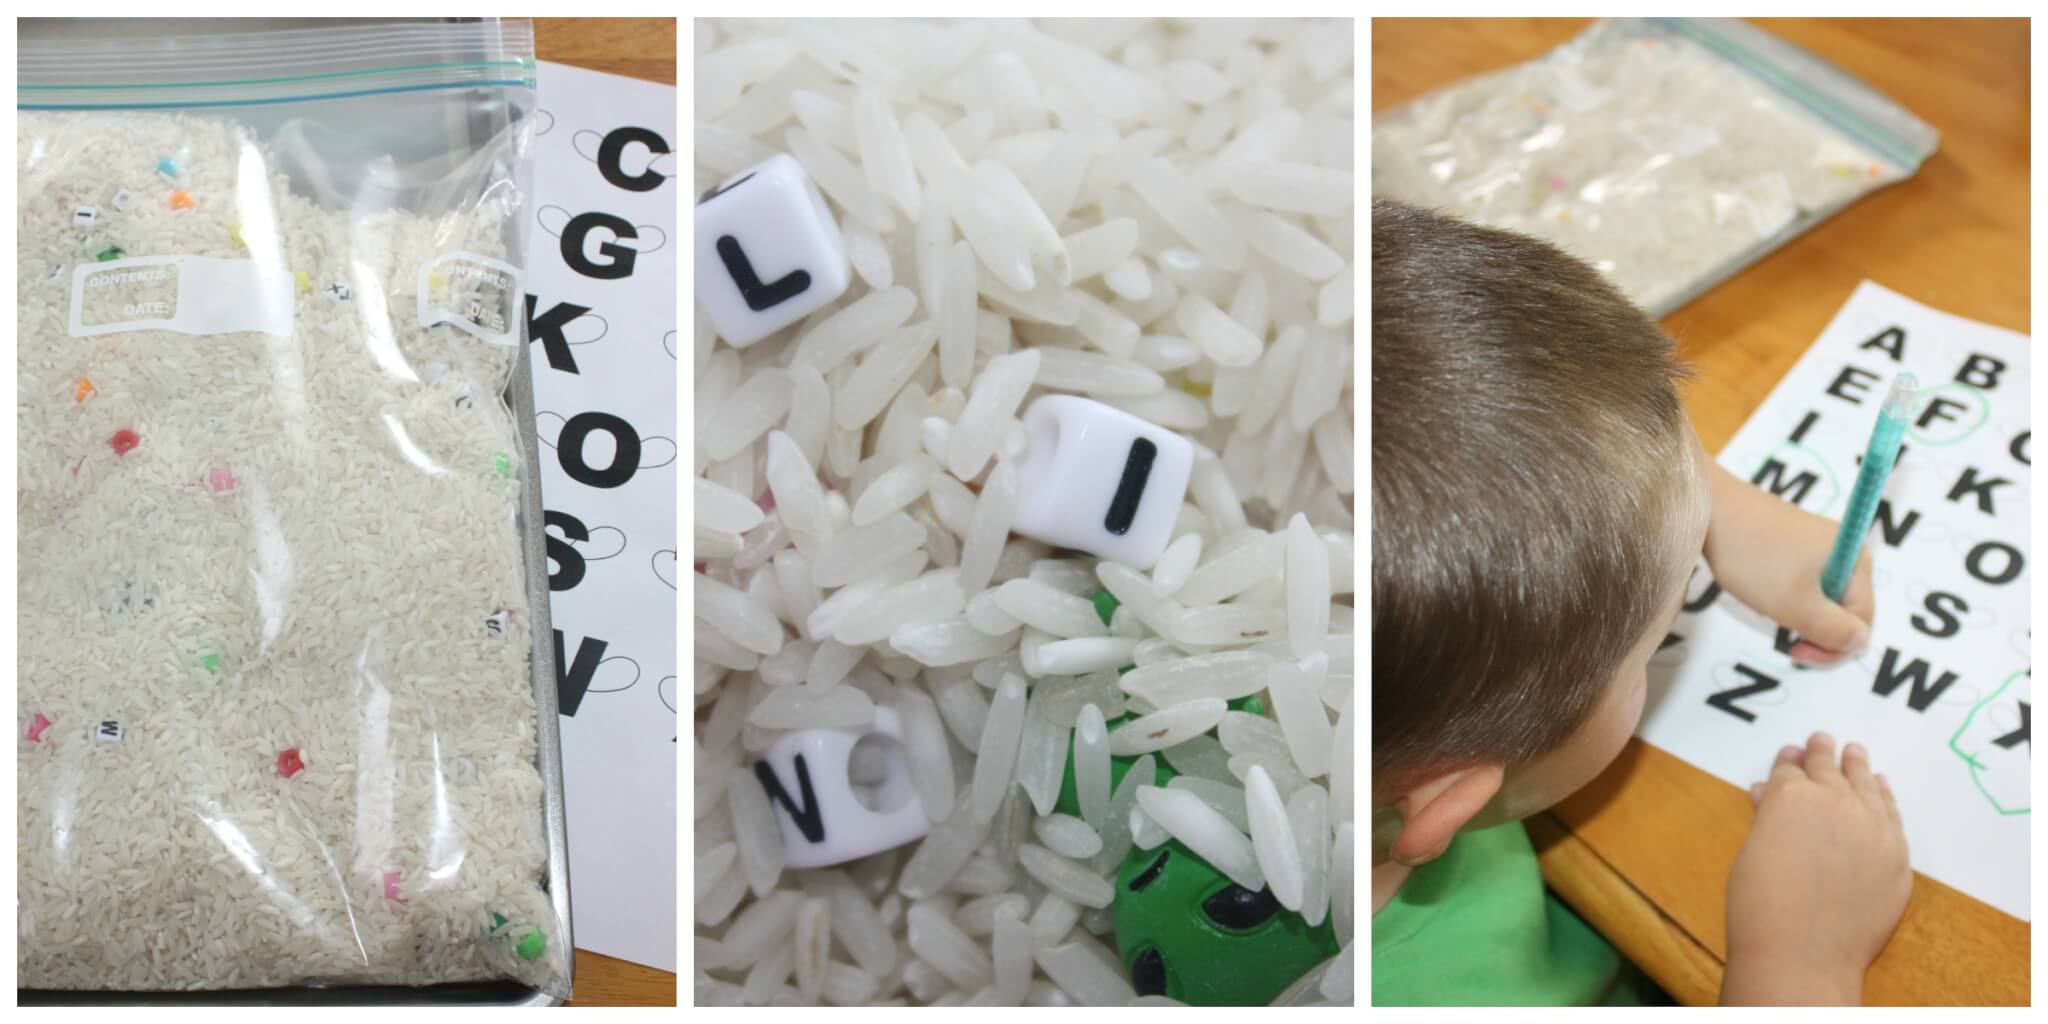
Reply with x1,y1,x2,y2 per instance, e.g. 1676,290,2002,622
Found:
940,239,979,390
1244,209,1345,280
1107,698,1227,756
992,903,1034,1005
956,460,1018,595
833,569,966,645
853,454,939,526
1013,688,1071,816
1134,785,1263,892
1317,272,1353,327
800,870,897,977
696,841,739,902
994,578,1110,639
1267,652,1333,778
1149,533,1202,597
724,889,804,963
854,84,922,220
1166,774,1251,834
793,286,918,373
697,574,786,656
907,903,996,992
837,321,940,430
1285,512,1331,658
1037,940,1137,1006
697,478,766,536
1033,814,1104,860
1173,292,1262,368
812,513,928,588
1017,843,1113,909
895,686,957,823
1224,160,1353,216
892,616,1018,667
1061,217,1140,283
1288,782,1331,927
794,897,832,1003
845,217,896,289
1175,529,1284,606
749,683,876,730
1244,765,1305,911
1118,650,1274,706
786,124,896,233
1073,703,1112,831
1126,156,1244,270
948,349,1040,481
765,431,834,559
969,675,1029,823
1090,753,1155,875
1034,636,1139,675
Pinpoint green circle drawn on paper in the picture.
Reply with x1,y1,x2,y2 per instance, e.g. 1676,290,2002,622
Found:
1905,382,1991,447
1946,669,2030,816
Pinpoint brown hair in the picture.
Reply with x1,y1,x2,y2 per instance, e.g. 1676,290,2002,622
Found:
1370,199,1695,800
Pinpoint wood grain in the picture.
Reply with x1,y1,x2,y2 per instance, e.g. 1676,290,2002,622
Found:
532,17,677,86
1374,17,2031,1006
524,16,679,1008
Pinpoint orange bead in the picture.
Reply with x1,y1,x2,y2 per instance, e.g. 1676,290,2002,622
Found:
74,377,95,402
170,191,195,210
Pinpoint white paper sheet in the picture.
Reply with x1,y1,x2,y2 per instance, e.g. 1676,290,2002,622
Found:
525,60,678,972
1638,281,2030,922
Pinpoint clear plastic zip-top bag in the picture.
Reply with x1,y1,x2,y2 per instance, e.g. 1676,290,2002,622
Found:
17,19,572,1000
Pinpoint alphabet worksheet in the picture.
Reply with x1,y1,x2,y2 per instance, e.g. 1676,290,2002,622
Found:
524,60,678,971
1638,281,2030,921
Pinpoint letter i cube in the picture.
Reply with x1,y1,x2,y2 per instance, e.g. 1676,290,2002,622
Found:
1009,395,1196,570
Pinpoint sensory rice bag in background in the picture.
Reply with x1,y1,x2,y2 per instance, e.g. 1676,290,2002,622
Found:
1372,17,1938,317
17,19,572,999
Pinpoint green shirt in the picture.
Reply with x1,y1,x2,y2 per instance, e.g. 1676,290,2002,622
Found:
1371,821,1667,1006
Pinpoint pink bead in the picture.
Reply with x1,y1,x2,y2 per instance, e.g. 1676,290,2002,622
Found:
383,870,404,901
28,713,53,742
1547,174,1569,192
210,468,237,494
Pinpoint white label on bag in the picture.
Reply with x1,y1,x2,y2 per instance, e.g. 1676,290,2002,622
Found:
418,251,521,346
69,256,295,338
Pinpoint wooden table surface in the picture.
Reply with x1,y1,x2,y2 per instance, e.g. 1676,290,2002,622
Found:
1373,18,2030,1006
530,15,679,1008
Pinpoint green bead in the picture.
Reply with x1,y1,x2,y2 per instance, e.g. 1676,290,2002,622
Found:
1112,837,1339,1005
515,929,547,961
96,246,125,262
482,911,510,938
200,652,220,673
493,452,512,477
1091,588,1119,627
1235,695,1266,717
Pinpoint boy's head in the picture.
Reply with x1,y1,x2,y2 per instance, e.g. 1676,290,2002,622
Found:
1370,200,1712,863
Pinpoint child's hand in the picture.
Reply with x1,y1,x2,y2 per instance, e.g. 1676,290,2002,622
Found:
1704,465,1875,664
1720,732,1911,1005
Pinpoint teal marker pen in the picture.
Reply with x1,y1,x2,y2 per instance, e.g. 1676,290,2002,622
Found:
1821,373,1918,602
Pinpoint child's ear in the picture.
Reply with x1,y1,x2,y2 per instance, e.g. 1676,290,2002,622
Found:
1387,762,1506,867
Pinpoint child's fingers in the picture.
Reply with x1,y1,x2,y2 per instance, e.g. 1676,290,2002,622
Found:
1876,773,1903,827
1765,743,1806,788
1840,741,1880,800
1748,781,1767,807
1804,731,1842,784
1792,595,1871,662
1841,546,1877,627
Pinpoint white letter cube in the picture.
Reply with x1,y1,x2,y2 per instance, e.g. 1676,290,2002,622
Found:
753,706,930,869
694,153,851,350
1010,395,1195,569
